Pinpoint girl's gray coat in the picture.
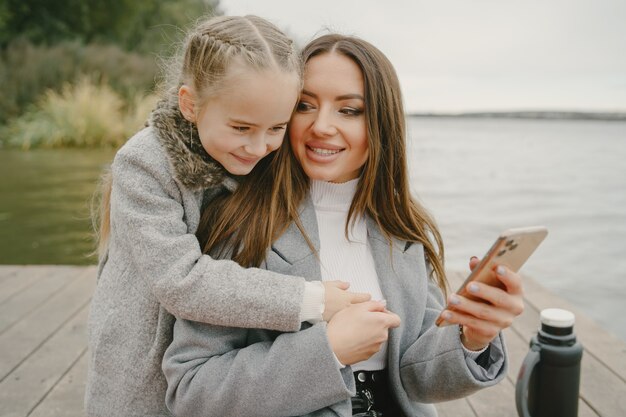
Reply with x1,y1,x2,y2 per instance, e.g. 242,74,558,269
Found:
163,198,508,417
85,97,306,417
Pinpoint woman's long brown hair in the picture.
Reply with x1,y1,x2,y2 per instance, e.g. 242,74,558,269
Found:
199,34,447,294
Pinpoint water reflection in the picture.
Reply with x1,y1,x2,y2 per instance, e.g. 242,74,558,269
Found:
0,149,116,265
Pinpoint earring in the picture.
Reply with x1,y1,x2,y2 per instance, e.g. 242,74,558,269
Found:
188,121,194,148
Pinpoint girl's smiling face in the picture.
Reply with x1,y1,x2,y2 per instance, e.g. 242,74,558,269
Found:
289,52,368,183
180,65,299,176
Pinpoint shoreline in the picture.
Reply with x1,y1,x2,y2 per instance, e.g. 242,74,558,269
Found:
408,111,626,122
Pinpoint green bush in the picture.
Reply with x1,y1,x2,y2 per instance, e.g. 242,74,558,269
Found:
2,78,159,149
0,0,220,53
0,39,159,124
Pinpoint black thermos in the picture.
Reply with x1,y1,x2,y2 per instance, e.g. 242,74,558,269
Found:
515,308,583,417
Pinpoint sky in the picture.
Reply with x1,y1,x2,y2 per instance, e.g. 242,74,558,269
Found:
219,0,626,113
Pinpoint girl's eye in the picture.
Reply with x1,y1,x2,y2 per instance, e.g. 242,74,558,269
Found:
296,101,314,112
232,126,249,133
340,107,364,116
270,125,286,133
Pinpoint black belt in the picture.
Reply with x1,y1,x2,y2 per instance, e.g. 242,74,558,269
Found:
351,370,405,417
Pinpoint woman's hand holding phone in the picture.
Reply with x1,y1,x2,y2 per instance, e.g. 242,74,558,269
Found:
435,226,546,350
439,258,525,351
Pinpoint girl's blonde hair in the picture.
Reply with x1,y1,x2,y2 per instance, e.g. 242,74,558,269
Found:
93,15,302,257
173,14,302,105
199,34,448,294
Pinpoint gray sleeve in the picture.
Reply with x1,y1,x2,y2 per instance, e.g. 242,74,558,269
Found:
110,143,304,331
163,319,355,417
399,278,508,403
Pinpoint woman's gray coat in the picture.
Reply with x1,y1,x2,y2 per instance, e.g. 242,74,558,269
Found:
85,96,307,417
163,198,508,417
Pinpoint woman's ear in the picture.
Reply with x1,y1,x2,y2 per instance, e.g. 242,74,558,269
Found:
178,85,196,122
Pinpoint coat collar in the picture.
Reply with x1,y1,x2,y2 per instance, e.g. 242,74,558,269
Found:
271,196,321,266
271,196,409,265
149,93,230,192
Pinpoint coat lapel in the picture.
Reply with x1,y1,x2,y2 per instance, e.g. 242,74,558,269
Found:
364,216,409,306
365,217,417,366
268,196,322,281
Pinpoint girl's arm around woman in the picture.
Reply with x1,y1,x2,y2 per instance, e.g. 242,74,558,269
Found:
106,132,308,331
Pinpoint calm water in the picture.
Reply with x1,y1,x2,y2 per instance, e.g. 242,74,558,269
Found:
1,117,625,341
407,116,626,342
0,148,115,265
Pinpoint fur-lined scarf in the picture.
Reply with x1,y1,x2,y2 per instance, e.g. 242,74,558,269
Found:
149,94,229,192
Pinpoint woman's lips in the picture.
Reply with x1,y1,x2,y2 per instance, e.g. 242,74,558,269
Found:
305,145,344,162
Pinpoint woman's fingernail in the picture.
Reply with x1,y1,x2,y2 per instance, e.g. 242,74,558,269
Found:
470,256,478,261
497,265,506,276
468,283,480,293
449,295,461,305
442,311,452,319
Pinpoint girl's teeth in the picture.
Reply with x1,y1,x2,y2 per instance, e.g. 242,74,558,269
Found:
311,147,340,155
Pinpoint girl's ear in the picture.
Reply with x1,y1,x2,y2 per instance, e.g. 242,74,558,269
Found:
178,85,196,122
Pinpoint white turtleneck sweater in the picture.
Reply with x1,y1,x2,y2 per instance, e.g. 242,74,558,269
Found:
310,179,387,372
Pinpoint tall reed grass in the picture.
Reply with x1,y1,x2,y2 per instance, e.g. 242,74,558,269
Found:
2,78,159,149
0,39,159,124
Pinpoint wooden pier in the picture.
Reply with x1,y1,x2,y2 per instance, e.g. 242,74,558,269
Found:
0,265,624,416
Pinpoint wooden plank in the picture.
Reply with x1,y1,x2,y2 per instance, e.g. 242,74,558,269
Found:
0,266,79,334
29,349,88,417
578,350,626,416
0,305,89,417
0,266,621,416
0,267,95,381
0,266,49,305
435,398,477,417
467,378,518,417
0,265,21,280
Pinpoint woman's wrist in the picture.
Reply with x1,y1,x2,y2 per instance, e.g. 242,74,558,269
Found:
459,325,489,352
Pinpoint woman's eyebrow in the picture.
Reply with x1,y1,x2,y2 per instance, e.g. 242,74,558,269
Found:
336,93,364,101
301,90,364,101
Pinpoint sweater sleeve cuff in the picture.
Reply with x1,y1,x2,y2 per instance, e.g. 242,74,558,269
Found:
300,281,325,323
462,342,489,358
464,333,506,381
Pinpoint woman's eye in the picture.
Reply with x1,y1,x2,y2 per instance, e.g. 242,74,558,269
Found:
340,107,363,116
296,101,314,112
269,125,286,133
231,126,249,132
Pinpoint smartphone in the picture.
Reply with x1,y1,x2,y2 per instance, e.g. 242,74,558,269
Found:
435,226,548,327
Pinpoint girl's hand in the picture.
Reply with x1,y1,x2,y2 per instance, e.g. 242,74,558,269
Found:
326,300,401,365
440,257,525,351
322,280,371,321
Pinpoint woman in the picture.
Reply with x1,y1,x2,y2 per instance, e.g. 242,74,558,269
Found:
163,34,523,416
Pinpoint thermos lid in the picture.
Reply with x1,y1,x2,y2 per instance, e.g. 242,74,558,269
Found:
540,308,575,328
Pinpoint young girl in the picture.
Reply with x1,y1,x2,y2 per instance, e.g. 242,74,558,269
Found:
86,17,368,416
163,34,524,416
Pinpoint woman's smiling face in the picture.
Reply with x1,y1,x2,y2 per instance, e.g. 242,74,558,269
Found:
289,52,369,183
